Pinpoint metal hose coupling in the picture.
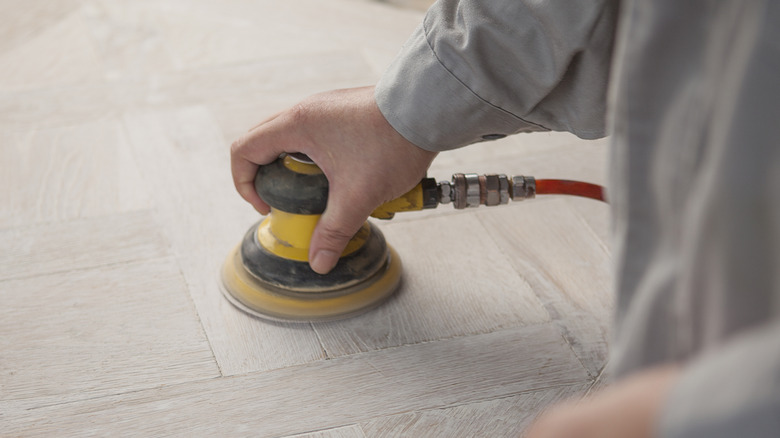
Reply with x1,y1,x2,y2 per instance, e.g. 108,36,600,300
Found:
438,174,536,209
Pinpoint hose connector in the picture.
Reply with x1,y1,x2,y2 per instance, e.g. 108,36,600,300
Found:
510,175,536,201
440,174,534,209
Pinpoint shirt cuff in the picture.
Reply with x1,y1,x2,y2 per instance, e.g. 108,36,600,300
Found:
375,25,549,152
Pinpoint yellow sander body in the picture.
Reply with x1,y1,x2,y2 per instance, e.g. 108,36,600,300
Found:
220,154,406,322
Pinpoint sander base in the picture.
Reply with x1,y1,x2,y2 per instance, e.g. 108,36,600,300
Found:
219,242,402,323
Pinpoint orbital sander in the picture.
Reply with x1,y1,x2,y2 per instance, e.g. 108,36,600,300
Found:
220,153,605,322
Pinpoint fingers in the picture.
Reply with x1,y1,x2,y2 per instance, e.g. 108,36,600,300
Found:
230,152,268,214
308,188,372,274
249,110,283,132
230,112,295,214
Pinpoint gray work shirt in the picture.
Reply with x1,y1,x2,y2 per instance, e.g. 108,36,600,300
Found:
375,1,780,436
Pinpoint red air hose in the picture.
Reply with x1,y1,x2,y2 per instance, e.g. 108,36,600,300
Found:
535,179,606,202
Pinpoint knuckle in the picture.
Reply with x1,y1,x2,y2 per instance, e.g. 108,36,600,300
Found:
317,222,357,246
230,136,247,155
287,103,310,125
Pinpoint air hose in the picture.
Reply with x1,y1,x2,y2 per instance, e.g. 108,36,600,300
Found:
535,179,605,202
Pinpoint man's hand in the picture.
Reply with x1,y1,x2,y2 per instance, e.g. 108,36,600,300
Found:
230,86,438,274
525,365,681,438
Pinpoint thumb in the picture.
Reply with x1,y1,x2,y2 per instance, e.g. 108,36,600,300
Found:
308,190,370,275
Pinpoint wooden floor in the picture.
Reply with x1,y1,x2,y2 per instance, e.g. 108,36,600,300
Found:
0,1,612,436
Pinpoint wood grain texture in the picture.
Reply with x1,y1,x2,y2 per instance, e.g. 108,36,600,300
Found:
362,0,436,12
0,84,115,132
359,383,589,437
0,52,373,134
587,363,612,396
0,0,81,56
81,0,176,82
0,119,151,228
121,106,325,375
282,425,366,438
155,0,420,71
0,210,166,281
0,257,219,411
0,10,102,93
478,200,613,377
0,324,588,437
313,213,550,358
564,197,611,248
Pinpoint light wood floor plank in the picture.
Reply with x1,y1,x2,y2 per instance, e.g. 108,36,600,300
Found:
477,200,613,377
0,10,102,93
1,324,588,437
0,84,115,132
360,0,436,12
0,119,152,228
0,325,588,436
0,210,166,281
153,0,420,71
81,0,176,82
0,257,219,411
359,383,588,438
0,0,81,56
0,51,373,134
314,213,550,357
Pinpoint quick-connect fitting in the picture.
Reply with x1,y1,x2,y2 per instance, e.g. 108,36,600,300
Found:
510,175,536,201
440,174,535,209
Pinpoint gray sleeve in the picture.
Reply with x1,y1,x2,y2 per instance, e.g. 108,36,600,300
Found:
659,322,780,437
375,0,619,152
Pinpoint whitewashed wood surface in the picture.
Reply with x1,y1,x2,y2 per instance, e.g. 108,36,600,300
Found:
0,0,612,436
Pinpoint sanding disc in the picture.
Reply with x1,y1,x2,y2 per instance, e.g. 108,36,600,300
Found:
219,244,402,322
